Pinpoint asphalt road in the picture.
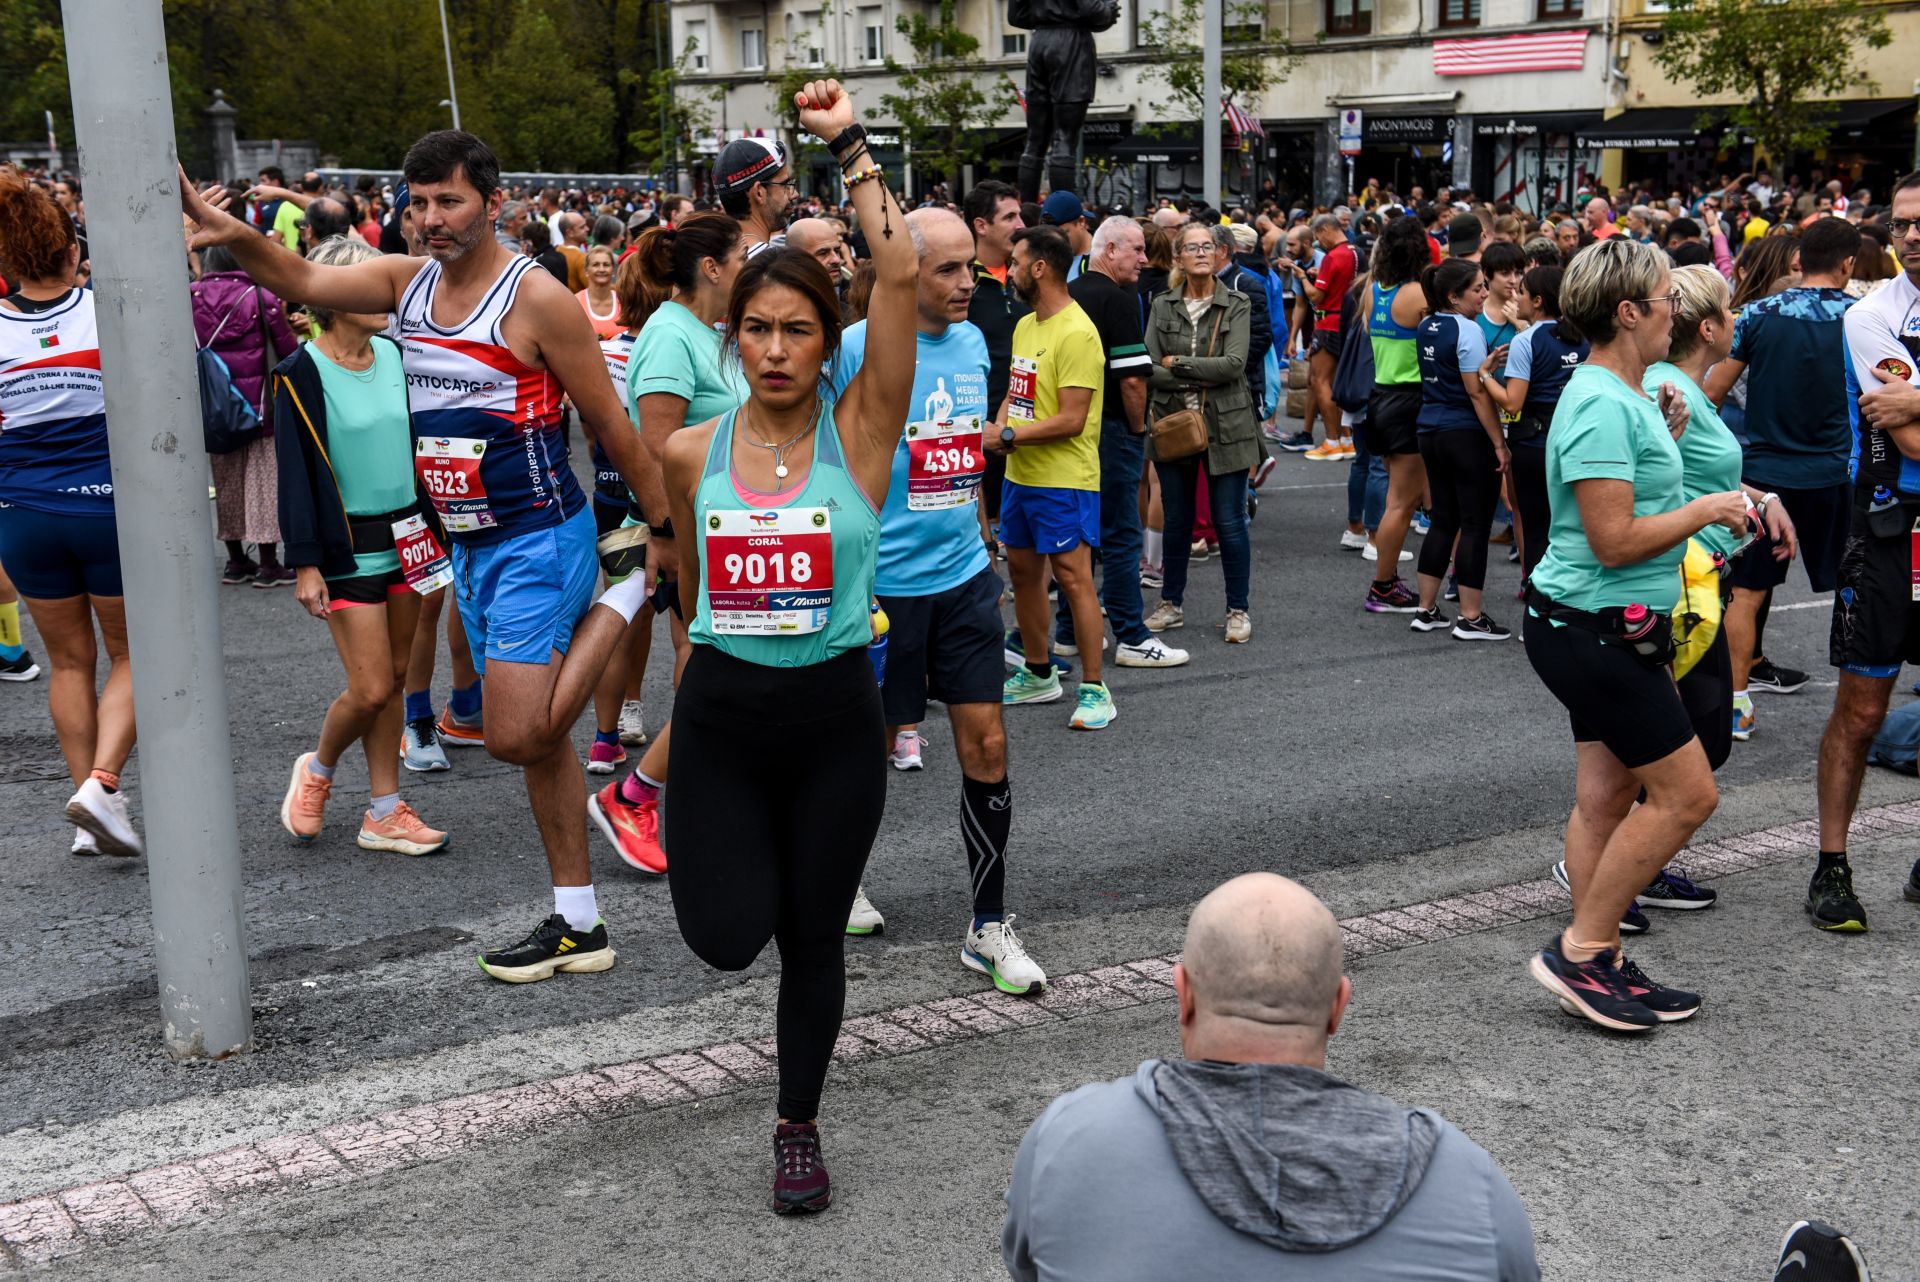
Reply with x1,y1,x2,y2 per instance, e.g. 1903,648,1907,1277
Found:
3,439,1908,1277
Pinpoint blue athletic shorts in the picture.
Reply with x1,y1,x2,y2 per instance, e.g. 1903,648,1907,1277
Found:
0,501,122,598
452,505,598,670
999,481,1100,554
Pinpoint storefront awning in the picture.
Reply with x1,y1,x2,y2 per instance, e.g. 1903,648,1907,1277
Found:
1576,108,1720,151
1812,98,1917,134
1473,112,1602,138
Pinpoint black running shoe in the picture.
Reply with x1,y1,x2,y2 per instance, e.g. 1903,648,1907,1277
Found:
1410,607,1450,632
0,649,40,681
772,1121,832,1214
1615,955,1702,1021
1806,863,1868,933
1451,613,1512,641
1528,938,1659,1032
1749,659,1810,695
1641,867,1718,910
477,914,616,983
1773,1219,1870,1281
1906,859,1920,905
1621,902,1651,935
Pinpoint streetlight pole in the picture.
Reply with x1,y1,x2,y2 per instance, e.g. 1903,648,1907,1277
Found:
1202,0,1221,209
438,0,463,130
60,0,253,1060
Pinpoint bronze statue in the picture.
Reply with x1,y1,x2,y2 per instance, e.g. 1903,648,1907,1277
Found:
1006,0,1119,203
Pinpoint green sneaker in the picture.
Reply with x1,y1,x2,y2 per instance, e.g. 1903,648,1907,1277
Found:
1070,681,1116,730
1003,666,1064,705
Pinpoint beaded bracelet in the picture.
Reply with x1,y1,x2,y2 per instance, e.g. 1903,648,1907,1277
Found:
844,166,885,190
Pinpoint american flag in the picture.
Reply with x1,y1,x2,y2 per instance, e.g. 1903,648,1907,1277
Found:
1433,29,1589,76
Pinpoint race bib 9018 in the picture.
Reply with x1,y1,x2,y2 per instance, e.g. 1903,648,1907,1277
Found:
704,507,834,634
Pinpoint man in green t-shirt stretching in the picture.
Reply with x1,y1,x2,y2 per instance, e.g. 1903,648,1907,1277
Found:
989,225,1114,731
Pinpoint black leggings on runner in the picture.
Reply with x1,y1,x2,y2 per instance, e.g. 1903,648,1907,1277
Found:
664,644,886,1122
1417,429,1503,591
1509,441,1550,582
1677,623,1733,773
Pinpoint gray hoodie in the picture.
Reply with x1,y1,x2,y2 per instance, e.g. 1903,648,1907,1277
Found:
1003,1060,1538,1281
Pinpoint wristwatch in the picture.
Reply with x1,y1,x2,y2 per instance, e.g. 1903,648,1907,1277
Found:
1000,425,1018,449
649,517,675,539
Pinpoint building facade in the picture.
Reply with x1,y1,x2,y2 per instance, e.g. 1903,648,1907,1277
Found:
670,0,1916,209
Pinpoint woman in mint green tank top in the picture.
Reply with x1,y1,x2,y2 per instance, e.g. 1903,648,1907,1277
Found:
657,79,919,1215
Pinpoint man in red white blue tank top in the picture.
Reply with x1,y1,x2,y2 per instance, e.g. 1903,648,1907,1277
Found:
183,132,672,983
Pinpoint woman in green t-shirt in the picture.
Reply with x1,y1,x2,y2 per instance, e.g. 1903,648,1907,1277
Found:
272,237,449,859
1521,239,1750,1035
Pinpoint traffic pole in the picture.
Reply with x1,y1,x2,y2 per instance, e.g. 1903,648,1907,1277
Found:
1202,0,1222,211
62,0,254,1060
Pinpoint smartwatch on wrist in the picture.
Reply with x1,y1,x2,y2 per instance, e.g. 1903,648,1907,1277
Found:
649,517,675,539
1000,425,1017,449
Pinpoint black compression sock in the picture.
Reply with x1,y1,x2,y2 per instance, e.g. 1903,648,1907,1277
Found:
1025,661,1051,678
1816,850,1849,876
961,775,1010,921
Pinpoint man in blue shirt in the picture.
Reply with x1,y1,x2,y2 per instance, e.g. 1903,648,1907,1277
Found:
1705,217,1861,740
828,207,1049,996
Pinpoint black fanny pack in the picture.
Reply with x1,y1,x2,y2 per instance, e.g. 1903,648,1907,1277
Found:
1525,585,1676,669
1506,411,1550,445
347,503,424,556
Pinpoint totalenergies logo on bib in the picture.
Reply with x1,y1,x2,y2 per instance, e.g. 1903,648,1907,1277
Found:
749,512,779,526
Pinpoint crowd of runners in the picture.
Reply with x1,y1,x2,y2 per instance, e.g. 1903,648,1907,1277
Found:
4,77,1920,1232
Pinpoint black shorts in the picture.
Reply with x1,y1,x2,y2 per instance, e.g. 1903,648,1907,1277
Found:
593,498,629,538
876,564,1005,725
1524,613,1697,769
1728,481,1850,594
1829,506,1920,677
1364,384,1421,457
1310,328,1344,360
327,567,410,608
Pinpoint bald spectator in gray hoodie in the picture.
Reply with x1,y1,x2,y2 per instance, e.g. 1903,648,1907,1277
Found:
1002,873,1539,1281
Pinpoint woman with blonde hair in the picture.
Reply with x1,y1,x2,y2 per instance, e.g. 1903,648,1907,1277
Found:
576,243,622,339
1522,239,1750,1032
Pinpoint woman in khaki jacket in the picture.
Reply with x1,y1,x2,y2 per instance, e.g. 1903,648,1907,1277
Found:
1143,221,1259,643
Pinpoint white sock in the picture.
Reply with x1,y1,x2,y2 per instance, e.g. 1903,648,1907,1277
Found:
596,575,649,625
369,792,400,820
1144,529,1163,566
553,884,599,931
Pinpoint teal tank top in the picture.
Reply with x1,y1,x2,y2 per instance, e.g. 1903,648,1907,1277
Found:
691,404,880,667
1369,283,1421,386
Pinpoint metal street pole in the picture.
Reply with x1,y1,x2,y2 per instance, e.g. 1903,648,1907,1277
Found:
439,0,463,130
1202,0,1221,210
61,0,253,1060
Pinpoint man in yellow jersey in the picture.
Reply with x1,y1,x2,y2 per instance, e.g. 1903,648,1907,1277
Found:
990,224,1114,731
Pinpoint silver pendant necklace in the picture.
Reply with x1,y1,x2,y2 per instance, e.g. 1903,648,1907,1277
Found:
742,398,820,481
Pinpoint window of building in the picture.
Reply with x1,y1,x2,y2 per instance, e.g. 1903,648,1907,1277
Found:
800,10,826,64
861,6,886,62
687,19,708,71
1326,0,1371,35
740,26,766,69
1002,31,1027,55
1438,0,1478,25
1537,0,1581,14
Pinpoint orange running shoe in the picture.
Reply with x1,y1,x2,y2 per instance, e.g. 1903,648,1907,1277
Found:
437,707,486,748
357,800,449,856
588,780,667,875
280,752,332,842
1302,440,1346,462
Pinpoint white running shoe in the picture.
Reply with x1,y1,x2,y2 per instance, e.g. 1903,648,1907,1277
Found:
618,700,648,746
1053,633,1108,657
890,730,924,772
65,777,142,857
1114,636,1190,668
846,885,885,935
71,827,98,856
1362,541,1414,563
962,916,1048,994
1339,530,1368,551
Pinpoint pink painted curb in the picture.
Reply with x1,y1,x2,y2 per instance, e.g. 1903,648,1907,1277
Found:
3,801,1912,1269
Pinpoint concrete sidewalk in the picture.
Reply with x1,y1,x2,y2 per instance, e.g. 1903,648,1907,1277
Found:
22,834,1920,1281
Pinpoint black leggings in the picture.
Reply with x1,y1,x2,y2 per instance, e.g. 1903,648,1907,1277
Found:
1677,622,1733,772
1417,429,1503,592
665,645,886,1121
1510,441,1550,582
